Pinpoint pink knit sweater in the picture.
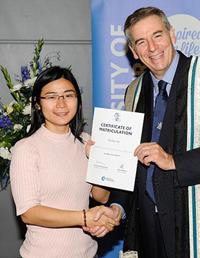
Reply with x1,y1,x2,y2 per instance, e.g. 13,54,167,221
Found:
10,125,97,258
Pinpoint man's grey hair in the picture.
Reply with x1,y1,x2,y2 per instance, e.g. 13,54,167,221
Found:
124,6,172,46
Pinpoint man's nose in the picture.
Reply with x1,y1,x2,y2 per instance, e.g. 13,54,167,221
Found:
147,39,156,52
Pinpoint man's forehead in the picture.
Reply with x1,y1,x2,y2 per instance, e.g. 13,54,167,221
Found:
130,16,166,37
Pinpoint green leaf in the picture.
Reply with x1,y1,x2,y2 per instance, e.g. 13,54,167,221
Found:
0,66,20,101
31,38,44,76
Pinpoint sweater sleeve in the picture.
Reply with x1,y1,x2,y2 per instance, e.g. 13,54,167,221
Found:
10,139,41,216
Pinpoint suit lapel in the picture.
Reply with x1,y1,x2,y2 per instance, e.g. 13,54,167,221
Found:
135,72,153,144
159,52,192,152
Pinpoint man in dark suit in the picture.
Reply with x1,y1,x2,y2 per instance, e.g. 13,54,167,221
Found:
121,6,200,258
86,6,200,258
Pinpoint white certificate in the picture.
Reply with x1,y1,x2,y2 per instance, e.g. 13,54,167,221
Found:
86,107,144,191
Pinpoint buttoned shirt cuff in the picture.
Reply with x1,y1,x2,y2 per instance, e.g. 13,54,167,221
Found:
110,203,126,220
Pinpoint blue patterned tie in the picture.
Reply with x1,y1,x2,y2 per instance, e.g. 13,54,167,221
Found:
146,80,168,203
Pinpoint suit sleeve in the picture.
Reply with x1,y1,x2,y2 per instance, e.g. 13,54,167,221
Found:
107,188,133,216
174,147,200,186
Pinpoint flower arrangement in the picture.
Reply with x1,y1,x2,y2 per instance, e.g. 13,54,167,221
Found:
0,39,60,190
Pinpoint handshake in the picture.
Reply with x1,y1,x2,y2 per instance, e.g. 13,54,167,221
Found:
82,204,122,237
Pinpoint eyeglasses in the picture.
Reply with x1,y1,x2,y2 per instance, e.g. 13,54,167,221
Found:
40,92,77,102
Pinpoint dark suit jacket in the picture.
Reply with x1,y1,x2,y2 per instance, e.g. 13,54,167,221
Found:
120,52,200,258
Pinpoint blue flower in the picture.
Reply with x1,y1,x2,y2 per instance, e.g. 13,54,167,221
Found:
0,115,13,129
21,66,31,82
37,60,43,73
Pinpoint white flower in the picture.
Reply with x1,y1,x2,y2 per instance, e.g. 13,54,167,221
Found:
26,124,31,133
14,124,23,131
24,77,36,87
22,104,31,115
0,147,11,160
6,101,15,115
12,83,23,92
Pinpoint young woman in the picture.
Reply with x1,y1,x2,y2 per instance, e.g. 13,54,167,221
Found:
10,66,115,258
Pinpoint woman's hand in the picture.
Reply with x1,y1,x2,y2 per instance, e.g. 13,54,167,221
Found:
83,205,121,237
85,140,95,158
83,206,117,233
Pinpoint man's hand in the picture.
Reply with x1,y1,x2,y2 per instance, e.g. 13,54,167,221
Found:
85,206,116,231
134,142,176,170
109,204,122,222
83,205,122,237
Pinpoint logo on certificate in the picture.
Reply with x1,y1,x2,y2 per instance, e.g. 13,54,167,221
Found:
114,112,120,122
101,176,114,182
117,164,127,174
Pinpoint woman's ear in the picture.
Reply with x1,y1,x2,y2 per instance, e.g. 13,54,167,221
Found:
35,103,41,110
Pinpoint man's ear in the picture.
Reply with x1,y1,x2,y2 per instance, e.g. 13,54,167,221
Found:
170,27,176,45
129,44,139,60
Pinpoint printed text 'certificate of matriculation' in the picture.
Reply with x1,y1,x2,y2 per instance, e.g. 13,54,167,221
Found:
86,107,144,191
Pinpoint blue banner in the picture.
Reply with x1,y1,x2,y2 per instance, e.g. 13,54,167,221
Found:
90,0,200,257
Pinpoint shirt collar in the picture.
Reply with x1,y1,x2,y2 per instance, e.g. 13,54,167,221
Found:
150,51,180,94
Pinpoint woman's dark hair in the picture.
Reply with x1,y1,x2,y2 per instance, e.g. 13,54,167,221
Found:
27,66,86,142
